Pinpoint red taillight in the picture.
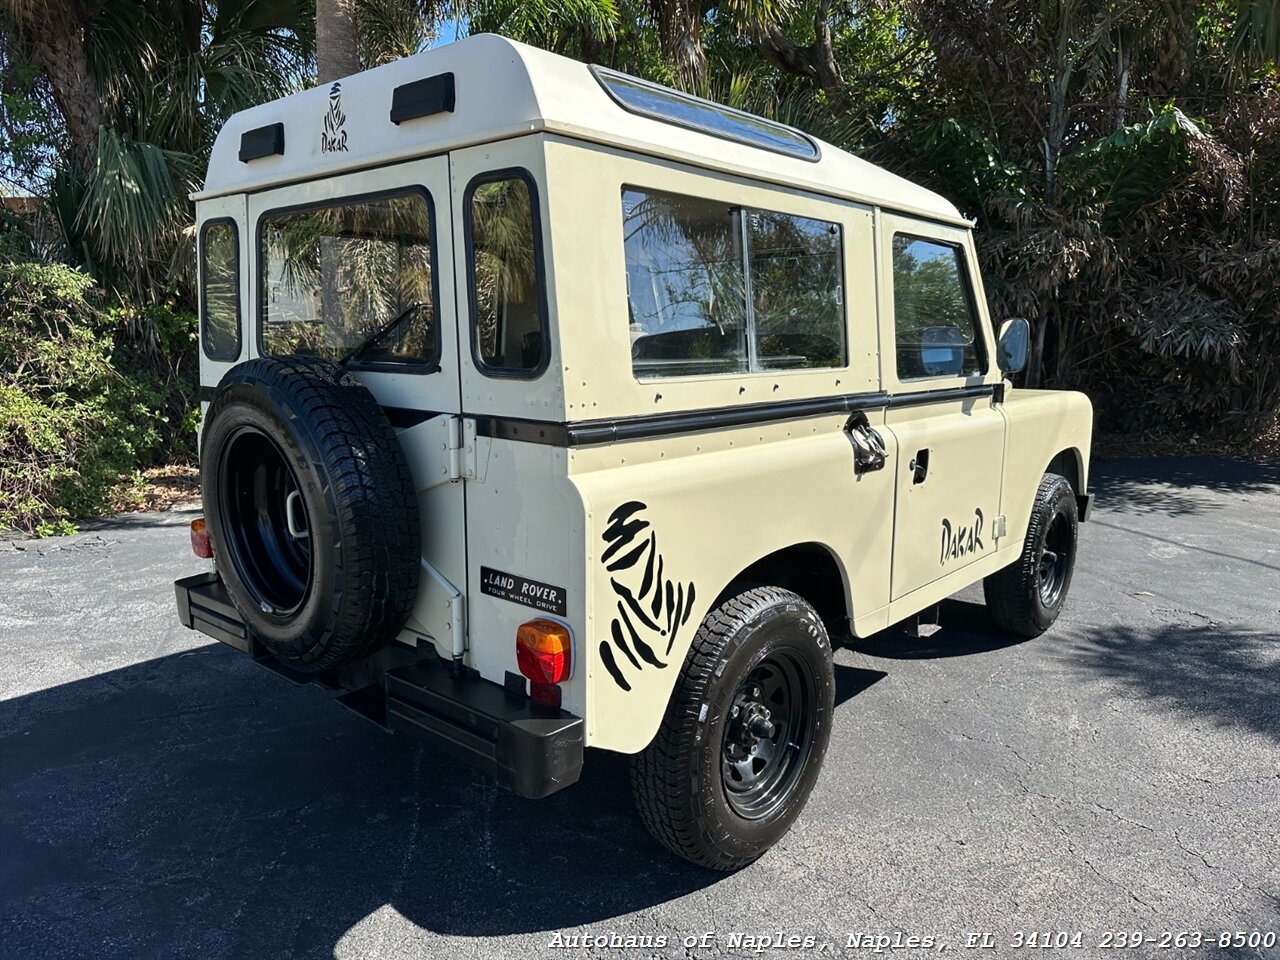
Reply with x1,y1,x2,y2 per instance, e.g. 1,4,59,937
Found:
516,619,572,685
190,518,212,559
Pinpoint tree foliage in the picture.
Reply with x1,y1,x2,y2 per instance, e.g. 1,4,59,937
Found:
0,0,1276,504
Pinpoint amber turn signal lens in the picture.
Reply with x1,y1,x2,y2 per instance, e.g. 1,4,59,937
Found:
515,619,572,685
190,518,213,559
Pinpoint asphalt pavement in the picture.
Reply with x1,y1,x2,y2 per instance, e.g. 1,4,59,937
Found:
1,456,1277,960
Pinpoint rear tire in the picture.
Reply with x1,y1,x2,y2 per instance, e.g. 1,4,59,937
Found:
631,586,835,871
983,472,1078,637
201,357,419,672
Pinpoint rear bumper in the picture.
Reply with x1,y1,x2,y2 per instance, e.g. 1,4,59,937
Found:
174,572,584,799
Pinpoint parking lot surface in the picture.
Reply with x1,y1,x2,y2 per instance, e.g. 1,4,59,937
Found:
1,456,1277,959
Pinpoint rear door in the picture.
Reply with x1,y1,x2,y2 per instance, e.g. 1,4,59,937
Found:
878,213,1007,601
245,156,467,654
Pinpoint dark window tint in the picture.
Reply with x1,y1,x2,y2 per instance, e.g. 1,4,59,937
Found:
891,236,983,380
260,191,436,366
594,68,818,161
468,175,546,375
748,211,845,370
201,220,240,360
623,187,846,378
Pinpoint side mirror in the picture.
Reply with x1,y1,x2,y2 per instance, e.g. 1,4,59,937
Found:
997,317,1030,374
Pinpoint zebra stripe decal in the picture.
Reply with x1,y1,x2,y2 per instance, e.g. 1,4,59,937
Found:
598,501,696,691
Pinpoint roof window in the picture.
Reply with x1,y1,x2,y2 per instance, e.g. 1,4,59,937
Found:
591,66,819,162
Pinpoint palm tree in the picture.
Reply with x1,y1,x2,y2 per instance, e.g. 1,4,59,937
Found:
317,0,360,82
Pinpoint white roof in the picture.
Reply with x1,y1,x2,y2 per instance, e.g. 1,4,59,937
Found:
199,34,966,226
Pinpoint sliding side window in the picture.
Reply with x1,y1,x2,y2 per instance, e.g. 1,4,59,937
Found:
622,187,845,379
200,219,240,361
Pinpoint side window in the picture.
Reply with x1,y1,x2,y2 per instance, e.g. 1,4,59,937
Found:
467,172,547,377
623,188,748,377
200,220,240,361
748,211,845,370
891,235,984,381
259,190,437,367
623,186,846,378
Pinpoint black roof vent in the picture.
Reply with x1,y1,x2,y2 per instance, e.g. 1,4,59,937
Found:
390,73,455,125
239,123,284,162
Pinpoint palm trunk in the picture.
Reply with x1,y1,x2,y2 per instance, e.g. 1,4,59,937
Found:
18,0,104,175
316,0,360,84
652,0,706,89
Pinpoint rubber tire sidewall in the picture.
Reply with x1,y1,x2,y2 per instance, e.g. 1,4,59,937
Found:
985,473,1079,637
202,383,342,652
651,589,835,869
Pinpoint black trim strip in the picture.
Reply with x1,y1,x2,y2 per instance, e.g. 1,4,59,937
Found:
885,383,994,409
475,384,995,447
383,406,439,429
197,384,994,443
199,385,216,403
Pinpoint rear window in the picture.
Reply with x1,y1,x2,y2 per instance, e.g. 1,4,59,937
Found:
200,220,240,361
258,190,437,367
623,187,846,378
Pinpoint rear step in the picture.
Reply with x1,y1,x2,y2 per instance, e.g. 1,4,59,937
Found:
174,571,584,798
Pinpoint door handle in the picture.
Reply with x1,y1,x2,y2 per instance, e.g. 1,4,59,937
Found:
844,412,887,475
910,448,930,484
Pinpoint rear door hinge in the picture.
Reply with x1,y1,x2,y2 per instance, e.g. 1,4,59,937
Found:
446,416,477,481
994,515,1007,539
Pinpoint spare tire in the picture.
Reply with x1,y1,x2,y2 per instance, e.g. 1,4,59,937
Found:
201,356,420,673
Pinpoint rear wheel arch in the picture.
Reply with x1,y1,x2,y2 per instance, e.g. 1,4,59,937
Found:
711,541,852,636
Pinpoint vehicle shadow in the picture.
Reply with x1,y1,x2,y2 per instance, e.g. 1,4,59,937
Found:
1089,455,1280,518
0,646,883,959
845,597,1033,660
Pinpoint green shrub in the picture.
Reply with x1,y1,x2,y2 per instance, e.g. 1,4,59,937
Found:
0,261,163,534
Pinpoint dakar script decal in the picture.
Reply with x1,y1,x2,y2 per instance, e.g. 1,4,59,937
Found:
941,507,986,565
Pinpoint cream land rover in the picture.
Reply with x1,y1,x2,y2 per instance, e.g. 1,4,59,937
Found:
175,34,1094,870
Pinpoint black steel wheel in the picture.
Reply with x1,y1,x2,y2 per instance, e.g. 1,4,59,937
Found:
984,472,1079,638
201,357,420,673
1037,510,1073,609
721,650,816,819
632,586,835,871
220,427,313,616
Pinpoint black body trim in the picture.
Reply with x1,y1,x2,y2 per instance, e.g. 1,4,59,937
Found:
200,386,435,432
255,185,444,375
239,123,284,162
197,383,995,440
174,572,583,799
390,73,455,124
475,384,994,447
382,406,438,429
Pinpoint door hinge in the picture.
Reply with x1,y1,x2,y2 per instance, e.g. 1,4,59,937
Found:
445,416,477,481
994,515,1007,539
